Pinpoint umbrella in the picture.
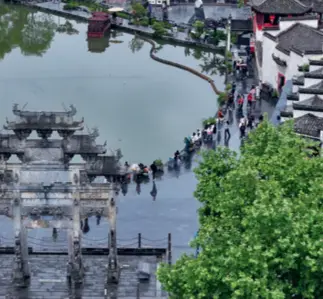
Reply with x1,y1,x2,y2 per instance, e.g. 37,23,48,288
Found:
108,7,124,12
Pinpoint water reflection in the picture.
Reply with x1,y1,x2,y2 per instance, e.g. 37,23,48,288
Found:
184,47,226,76
0,5,56,60
128,36,144,53
87,30,124,53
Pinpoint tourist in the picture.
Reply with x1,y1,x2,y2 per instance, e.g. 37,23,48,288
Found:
239,118,246,138
192,132,199,143
150,161,158,180
162,1,168,21
247,114,254,130
224,121,230,141
212,122,217,135
173,25,178,36
231,82,236,95
174,150,180,161
218,109,224,122
247,92,253,107
256,85,260,100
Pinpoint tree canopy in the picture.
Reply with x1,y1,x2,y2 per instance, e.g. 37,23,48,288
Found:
157,119,323,299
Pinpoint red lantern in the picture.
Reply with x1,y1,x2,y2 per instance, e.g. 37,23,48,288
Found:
269,15,275,23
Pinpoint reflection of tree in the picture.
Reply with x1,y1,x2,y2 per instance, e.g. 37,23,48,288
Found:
128,36,144,53
184,46,226,76
56,20,79,35
0,5,56,60
21,13,57,56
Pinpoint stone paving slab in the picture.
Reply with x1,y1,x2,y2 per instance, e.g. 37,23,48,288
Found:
0,254,166,298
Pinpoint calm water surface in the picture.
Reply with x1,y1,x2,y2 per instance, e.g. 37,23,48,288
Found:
0,5,224,164
0,5,225,259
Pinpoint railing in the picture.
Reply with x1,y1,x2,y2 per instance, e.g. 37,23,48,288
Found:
0,233,171,259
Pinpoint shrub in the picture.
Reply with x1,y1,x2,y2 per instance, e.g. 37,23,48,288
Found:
132,3,147,19
154,159,163,167
299,63,309,72
140,17,149,26
192,20,204,38
218,92,228,105
216,30,226,41
231,32,238,44
202,117,216,126
63,3,78,10
152,22,166,37
225,83,232,91
117,12,131,19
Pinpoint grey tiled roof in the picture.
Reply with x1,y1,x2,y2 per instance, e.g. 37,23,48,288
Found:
299,81,323,94
309,59,323,66
252,0,312,14
294,113,323,137
293,95,323,111
301,0,323,13
276,23,323,55
304,67,323,79
292,75,304,85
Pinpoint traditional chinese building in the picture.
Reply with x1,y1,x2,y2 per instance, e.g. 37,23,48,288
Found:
261,22,323,90
0,105,168,298
251,0,323,88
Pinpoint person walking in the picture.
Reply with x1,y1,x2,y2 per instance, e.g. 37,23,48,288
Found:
224,121,231,141
150,161,158,181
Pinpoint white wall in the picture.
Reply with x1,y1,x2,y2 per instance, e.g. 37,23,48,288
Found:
310,64,323,72
294,109,323,118
279,19,318,33
299,93,317,101
304,78,322,88
262,36,278,86
292,84,302,93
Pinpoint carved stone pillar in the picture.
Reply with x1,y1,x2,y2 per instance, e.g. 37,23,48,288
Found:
67,194,84,285
107,184,119,283
12,196,30,286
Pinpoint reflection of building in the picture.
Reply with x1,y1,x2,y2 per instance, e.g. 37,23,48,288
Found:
87,33,110,53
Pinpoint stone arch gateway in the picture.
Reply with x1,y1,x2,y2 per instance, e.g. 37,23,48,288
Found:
0,104,129,287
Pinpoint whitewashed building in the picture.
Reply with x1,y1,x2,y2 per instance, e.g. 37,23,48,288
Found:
250,0,323,86
280,59,323,142
261,21,323,90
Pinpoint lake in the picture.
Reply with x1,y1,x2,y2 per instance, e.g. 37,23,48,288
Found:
0,4,227,260
0,5,224,164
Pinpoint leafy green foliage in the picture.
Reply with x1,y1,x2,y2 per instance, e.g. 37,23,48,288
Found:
191,20,205,39
154,159,163,167
217,92,228,105
158,119,323,299
132,3,147,19
238,0,245,8
202,117,216,127
152,22,166,37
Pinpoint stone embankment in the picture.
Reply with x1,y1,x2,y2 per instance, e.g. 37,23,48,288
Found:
138,35,222,96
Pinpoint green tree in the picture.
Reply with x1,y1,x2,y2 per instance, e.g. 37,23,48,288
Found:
131,3,147,19
158,119,323,299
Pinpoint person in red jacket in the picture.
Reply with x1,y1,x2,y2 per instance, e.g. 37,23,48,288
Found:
247,92,253,106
